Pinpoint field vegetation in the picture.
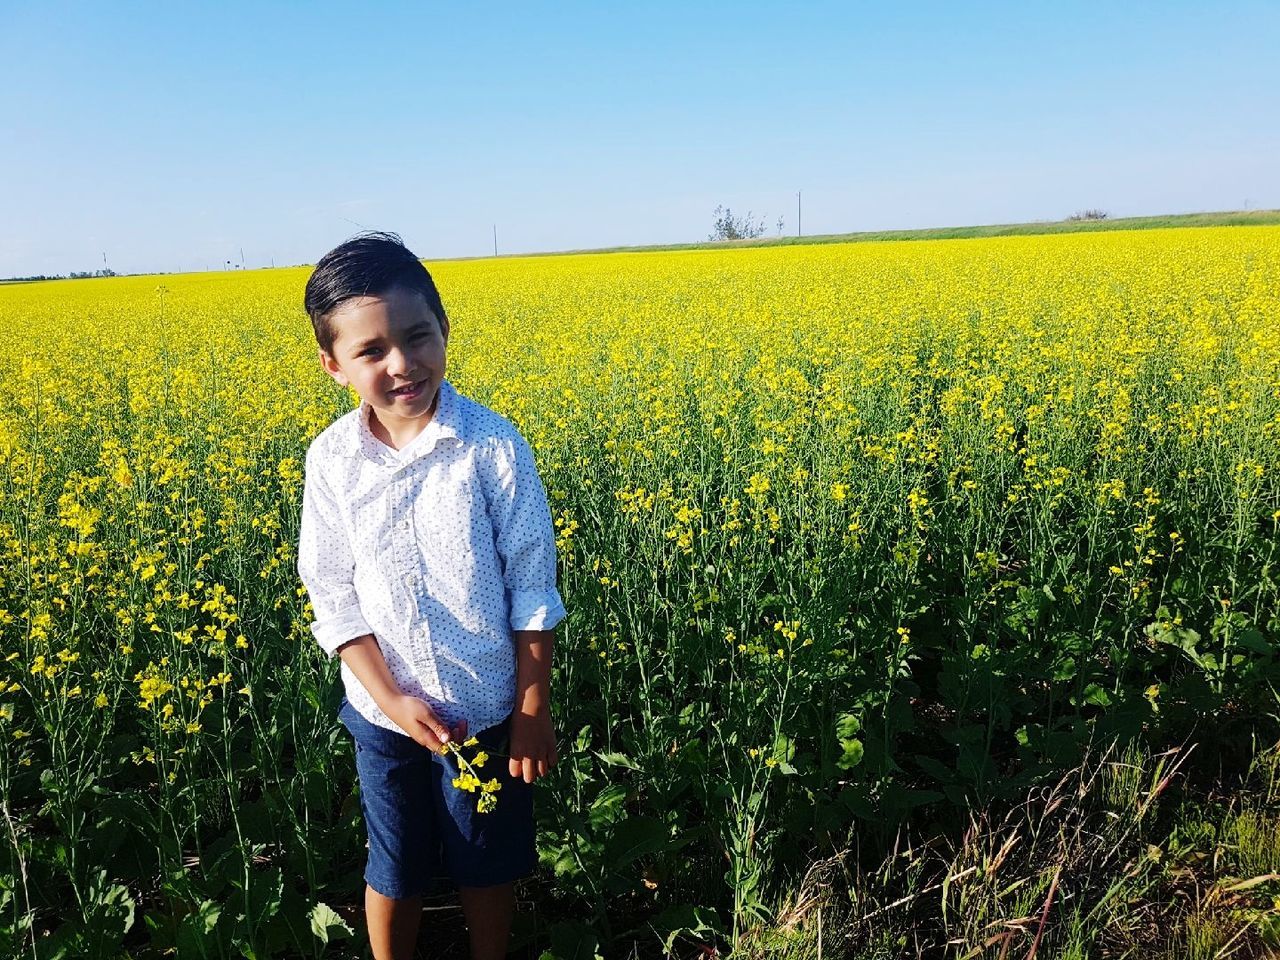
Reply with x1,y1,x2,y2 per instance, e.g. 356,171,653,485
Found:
1,226,1279,957
546,208,1280,258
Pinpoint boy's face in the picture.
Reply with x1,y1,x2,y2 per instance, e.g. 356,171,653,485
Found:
319,285,449,427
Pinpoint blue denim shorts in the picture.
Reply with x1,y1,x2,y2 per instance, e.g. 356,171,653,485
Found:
338,695,536,897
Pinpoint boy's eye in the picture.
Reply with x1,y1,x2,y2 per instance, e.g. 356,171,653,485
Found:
358,330,430,357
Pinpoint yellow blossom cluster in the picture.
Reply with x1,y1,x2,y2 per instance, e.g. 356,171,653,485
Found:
442,736,502,813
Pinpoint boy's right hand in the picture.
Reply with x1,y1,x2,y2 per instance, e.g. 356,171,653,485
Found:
334,636,467,752
382,694,460,753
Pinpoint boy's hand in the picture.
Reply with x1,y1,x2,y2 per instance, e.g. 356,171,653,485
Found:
382,694,465,753
337,636,468,748
509,708,557,784
511,627,555,783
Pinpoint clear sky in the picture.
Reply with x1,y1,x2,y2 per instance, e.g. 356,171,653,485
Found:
3,1,1278,276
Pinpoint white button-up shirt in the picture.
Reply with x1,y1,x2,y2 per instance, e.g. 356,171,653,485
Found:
297,379,567,736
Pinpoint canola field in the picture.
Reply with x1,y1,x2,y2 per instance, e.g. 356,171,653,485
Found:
1,226,1279,957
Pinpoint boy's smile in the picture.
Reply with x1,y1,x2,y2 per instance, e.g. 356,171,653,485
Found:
319,286,449,450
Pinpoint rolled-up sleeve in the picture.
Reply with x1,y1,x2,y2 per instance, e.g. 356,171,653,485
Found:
297,449,373,657
484,432,567,631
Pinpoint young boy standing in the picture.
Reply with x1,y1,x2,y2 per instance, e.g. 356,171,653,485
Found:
297,232,565,960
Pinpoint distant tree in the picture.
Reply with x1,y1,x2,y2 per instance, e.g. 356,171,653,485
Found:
2,268,117,282
709,205,768,241
1067,209,1109,221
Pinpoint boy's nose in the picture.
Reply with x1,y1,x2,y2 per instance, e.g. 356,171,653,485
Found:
386,348,413,375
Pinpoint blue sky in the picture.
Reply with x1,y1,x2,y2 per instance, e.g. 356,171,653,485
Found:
2,1,1277,276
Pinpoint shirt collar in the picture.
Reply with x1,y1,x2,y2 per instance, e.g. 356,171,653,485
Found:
344,379,462,464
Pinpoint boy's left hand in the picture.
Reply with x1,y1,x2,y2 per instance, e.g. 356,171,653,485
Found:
509,708,557,783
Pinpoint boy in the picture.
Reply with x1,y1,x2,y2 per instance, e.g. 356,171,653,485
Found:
297,232,565,960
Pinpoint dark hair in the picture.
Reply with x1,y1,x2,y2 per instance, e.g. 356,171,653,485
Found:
303,231,447,355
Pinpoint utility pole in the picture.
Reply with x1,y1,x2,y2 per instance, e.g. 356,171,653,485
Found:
240,247,245,268
797,191,802,238
493,224,498,257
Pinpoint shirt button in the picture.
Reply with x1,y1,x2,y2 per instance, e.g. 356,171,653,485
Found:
403,574,415,587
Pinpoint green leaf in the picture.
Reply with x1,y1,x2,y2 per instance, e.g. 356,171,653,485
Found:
835,712,861,739
588,784,628,829
539,841,577,878
655,903,723,954
771,733,796,764
915,755,953,782
1144,618,1202,657
96,878,136,936
837,738,864,771
309,902,353,945
1080,682,1112,707
594,750,641,771
603,817,667,867
1237,629,1272,655
1052,656,1077,681
835,712,864,770
176,899,222,957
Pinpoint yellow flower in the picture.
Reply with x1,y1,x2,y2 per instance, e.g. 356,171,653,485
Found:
112,458,133,488
443,739,502,812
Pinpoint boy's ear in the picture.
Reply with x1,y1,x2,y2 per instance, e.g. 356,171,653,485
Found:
318,348,349,387
437,311,450,343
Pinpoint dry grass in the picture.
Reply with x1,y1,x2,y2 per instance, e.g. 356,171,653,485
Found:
735,741,1280,960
